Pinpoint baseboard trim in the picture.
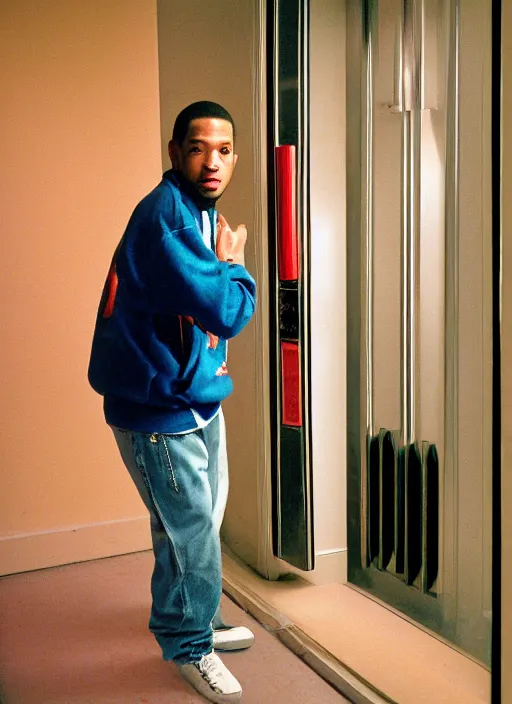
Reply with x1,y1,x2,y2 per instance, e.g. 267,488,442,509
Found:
0,517,152,575
278,548,348,585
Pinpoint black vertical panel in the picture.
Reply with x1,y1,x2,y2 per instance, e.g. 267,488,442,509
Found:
380,431,395,569
279,284,300,339
426,444,439,591
406,444,423,585
395,446,406,574
279,426,308,566
277,0,299,146
367,435,380,563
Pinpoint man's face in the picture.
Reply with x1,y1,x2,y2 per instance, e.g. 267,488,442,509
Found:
169,118,238,201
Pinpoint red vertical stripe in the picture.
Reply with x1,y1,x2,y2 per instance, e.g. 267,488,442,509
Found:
281,341,302,426
102,266,118,319
275,145,298,281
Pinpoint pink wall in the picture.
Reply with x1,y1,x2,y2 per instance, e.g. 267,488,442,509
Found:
0,0,161,572
502,1,512,698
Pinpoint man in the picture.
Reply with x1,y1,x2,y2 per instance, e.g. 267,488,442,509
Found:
88,101,256,703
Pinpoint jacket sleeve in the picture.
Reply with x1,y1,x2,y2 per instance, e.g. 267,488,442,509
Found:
142,210,256,339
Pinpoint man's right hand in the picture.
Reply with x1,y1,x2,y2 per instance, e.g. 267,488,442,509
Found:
216,213,247,266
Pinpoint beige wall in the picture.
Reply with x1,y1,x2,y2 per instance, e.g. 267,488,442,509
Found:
298,0,347,584
0,0,161,573
157,0,268,572
502,1,512,698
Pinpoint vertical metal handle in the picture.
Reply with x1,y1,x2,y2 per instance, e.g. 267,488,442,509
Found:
402,0,421,111
401,110,420,447
364,3,376,439
361,0,377,570
400,0,422,447
391,0,437,113
392,14,404,112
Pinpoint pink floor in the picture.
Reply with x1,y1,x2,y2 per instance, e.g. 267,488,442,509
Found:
0,551,349,703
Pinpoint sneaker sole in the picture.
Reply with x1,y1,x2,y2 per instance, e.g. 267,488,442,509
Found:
213,628,255,652
213,635,255,652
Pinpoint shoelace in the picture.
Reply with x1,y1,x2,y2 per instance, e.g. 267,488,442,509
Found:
199,654,225,688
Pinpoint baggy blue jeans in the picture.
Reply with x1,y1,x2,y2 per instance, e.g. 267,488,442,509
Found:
112,410,228,664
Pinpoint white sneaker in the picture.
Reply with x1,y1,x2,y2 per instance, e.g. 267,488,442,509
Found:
179,652,242,703
213,626,255,652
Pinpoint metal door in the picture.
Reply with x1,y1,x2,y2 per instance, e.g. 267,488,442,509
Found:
346,0,493,665
268,0,315,571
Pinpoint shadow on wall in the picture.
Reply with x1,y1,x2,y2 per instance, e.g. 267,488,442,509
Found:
157,0,263,570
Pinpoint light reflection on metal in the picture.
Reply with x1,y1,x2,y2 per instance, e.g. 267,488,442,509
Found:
400,0,424,446
299,0,314,570
441,0,460,601
391,0,438,114
365,2,376,439
361,0,377,570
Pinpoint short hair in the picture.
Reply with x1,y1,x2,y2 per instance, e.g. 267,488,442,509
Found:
172,101,236,145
